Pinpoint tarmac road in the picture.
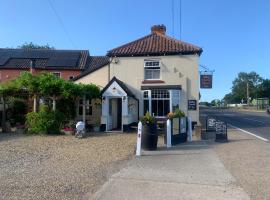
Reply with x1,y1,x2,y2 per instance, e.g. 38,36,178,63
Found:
200,107,270,142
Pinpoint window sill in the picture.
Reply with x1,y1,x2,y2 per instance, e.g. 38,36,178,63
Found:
142,80,165,84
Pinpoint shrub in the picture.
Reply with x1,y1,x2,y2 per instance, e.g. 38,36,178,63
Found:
167,108,185,119
9,98,28,125
26,105,65,134
140,112,156,125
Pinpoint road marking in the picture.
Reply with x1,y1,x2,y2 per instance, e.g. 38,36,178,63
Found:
242,118,265,124
229,124,269,142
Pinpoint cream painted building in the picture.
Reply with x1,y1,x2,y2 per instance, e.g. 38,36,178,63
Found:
75,25,202,132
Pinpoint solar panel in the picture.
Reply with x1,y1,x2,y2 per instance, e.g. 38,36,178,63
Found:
0,49,83,68
47,58,78,67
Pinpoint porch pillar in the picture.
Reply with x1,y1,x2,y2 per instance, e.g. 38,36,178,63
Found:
83,94,86,124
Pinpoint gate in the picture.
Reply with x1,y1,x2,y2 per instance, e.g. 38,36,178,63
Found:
170,117,187,145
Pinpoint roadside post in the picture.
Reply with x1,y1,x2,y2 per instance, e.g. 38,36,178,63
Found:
187,117,192,142
136,121,142,156
166,119,172,148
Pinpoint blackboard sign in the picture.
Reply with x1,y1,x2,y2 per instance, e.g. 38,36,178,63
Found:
215,120,228,142
200,74,213,89
188,100,197,110
206,116,216,131
215,121,227,134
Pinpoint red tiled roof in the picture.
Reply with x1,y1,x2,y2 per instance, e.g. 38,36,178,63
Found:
107,33,202,57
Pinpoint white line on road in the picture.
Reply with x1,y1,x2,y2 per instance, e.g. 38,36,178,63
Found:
228,124,269,142
242,118,265,124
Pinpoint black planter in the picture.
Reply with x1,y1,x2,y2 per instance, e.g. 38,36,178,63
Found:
142,123,158,150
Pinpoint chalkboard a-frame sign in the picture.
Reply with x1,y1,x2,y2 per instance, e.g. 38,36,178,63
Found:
188,100,197,110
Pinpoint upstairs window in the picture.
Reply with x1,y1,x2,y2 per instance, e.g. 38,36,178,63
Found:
52,72,61,78
144,60,160,80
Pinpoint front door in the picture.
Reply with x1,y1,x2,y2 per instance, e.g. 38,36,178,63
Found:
110,98,122,131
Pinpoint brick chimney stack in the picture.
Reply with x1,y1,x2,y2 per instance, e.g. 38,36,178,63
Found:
151,24,166,35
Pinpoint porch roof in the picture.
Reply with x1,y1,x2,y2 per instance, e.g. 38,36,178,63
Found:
101,76,136,98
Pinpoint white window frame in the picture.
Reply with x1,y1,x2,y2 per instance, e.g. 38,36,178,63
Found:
144,60,161,80
78,99,92,116
143,89,181,117
51,72,61,78
143,90,152,114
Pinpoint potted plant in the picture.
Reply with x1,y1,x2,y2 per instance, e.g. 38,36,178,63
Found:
140,112,158,150
62,121,75,135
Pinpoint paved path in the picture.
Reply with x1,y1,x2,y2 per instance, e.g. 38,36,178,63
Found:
90,141,249,200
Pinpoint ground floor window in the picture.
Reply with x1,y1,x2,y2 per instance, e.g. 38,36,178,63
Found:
78,99,92,116
143,89,180,117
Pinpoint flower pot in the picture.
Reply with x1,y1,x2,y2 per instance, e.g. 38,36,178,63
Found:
62,130,74,135
142,123,158,150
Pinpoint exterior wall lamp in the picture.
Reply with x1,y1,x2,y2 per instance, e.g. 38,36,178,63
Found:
112,87,116,93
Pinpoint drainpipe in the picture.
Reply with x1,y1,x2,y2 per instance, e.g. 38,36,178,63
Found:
108,57,112,83
82,94,86,124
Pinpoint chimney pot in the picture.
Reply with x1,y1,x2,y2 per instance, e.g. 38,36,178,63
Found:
151,24,166,35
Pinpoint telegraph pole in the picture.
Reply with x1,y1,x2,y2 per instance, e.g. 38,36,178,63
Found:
247,82,250,106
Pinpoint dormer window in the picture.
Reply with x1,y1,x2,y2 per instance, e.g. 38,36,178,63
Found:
144,60,160,80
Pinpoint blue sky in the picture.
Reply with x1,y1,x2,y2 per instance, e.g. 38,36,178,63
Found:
1,0,270,102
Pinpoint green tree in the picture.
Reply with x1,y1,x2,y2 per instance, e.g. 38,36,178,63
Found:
18,42,54,49
256,79,270,98
14,72,39,112
211,99,221,107
0,81,20,132
223,71,263,103
0,72,100,133
38,73,64,111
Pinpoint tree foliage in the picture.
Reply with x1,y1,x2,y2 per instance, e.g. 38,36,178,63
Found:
18,42,54,49
26,105,65,134
256,79,270,99
0,72,100,133
223,71,264,103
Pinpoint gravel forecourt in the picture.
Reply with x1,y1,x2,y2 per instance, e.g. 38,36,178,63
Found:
209,128,270,200
0,132,136,200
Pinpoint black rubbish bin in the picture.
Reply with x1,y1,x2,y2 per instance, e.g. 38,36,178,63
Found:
142,123,158,150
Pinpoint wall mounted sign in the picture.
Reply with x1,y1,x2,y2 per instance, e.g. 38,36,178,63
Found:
200,74,213,89
188,100,197,110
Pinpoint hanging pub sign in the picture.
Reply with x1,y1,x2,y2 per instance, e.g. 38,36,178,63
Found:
188,100,197,110
200,74,213,89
